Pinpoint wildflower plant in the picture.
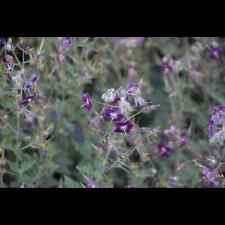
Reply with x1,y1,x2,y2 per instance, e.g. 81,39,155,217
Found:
0,37,225,188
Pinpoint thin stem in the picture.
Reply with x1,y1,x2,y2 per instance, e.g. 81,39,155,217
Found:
38,38,46,56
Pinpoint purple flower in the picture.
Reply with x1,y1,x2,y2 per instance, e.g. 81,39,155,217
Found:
157,144,173,158
162,62,173,75
23,74,39,92
114,119,134,134
20,95,35,107
31,74,39,83
5,63,14,72
61,37,74,50
85,177,96,188
103,107,124,122
168,177,178,187
202,168,219,187
180,135,188,146
208,105,225,141
81,93,93,112
127,83,140,96
210,47,223,60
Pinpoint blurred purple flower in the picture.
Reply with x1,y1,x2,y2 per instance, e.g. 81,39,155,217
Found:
210,47,223,60
157,144,173,158
180,135,188,146
168,177,178,187
103,107,124,122
85,177,97,188
114,119,134,134
202,167,219,187
208,105,225,141
20,95,35,107
61,37,74,50
23,74,39,92
81,93,93,111
5,63,14,72
164,125,188,146
127,83,141,96
162,61,173,75
4,54,15,72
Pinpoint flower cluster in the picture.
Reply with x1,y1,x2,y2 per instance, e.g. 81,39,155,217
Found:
82,81,154,135
161,40,224,79
208,105,225,145
101,82,148,134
